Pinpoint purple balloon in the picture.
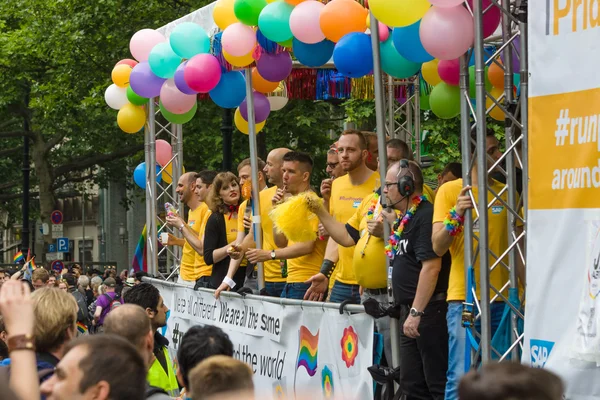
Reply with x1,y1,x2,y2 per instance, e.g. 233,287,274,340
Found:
130,61,166,98
240,92,271,123
500,36,521,72
256,52,292,82
174,61,198,95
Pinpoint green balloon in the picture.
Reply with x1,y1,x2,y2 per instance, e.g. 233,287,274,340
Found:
234,0,267,27
277,37,293,48
430,82,461,119
468,65,492,98
160,101,197,124
127,86,149,106
420,94,431,111
380,38,421,79
258,1,294,43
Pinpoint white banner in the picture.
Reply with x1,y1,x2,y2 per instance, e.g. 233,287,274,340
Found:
525,1,600,399
152,280,375,400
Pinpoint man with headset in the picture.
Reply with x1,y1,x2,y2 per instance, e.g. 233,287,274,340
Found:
381,160,451,400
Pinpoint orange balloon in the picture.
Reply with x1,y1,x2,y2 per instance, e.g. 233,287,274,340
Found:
320,0,368,43
251,68,279,93
488,61,504,89
285,0,305,4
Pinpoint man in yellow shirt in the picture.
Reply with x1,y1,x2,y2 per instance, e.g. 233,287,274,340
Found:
304,130,379,304
431,138,520,400
266,152,326,299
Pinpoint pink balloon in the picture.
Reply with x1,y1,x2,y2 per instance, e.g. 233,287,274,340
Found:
130,29,166,62
378,22,389,42
156,140,173,167
437,58,460,85
160,79,197,114
467,0,501,38
221,23,257,57
428,0,466,7
420,6,474,60
290,1,326,44
184,54,222,93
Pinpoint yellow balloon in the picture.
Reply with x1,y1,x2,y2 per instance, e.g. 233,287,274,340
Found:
368,0,430,28
234,108,265,135
161,163,185,185
112,64,132,88
213,0,239,30
487,87,505,121
117,103,146,134
422,59,441,86
223,48,255,68
366,13,370,29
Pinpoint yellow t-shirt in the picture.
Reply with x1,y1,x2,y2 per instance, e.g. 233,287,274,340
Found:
433,178,510,301
346,193,388,289
423,183,436,203
192,206,212,280
287,217,326,283
224,211,239,245
330,172,380,285
181,203,209,281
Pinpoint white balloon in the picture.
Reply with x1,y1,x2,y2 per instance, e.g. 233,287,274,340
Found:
268,96,288,111
105,84,129,110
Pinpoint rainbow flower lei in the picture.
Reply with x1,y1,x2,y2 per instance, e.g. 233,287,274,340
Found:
385,195,427,258
366,193,380,220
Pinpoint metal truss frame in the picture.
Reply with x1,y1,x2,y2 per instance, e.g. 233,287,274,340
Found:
144,100,184,278
384,75,422,162
460,0,528,365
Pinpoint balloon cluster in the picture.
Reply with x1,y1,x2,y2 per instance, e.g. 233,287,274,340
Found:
131,139,186,189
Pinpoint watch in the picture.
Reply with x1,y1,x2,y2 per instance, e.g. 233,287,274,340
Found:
410,307,424,317
270,250,276,260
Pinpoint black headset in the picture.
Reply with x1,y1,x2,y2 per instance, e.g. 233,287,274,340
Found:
397,159,415,198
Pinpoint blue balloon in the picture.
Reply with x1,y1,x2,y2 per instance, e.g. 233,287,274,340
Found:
133,162,162,189
209,71,246,109
333,33,373,78
380,38,421,79
292,38,334,68
468,46,495,66
169,22,210,59
392,21,433,64
148,42,182,79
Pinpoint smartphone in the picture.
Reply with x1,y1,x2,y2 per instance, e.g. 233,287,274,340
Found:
164,202,177,217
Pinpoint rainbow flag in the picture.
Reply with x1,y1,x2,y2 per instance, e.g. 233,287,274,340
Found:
13,251,24,264
30,257,37,270
76,321,88,335
296,326,319,377
131,224,147,273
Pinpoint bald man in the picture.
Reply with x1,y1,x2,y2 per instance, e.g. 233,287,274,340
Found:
215,148,292,298
103,304,171,399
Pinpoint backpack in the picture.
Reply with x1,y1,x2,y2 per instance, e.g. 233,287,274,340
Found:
101,293,123,319
72,290,89,326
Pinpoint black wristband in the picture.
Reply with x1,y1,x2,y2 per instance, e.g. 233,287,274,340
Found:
320,259,335,279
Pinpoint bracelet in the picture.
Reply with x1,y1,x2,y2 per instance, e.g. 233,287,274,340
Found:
178,224,184,232
7,334,35,353
444,206,465,237
319,259,335,279
223,276,236,289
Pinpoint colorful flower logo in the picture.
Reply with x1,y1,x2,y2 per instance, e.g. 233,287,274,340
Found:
340,326,359,368
321,366,334,398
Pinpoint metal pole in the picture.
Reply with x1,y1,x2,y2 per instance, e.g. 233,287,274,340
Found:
145,100,158,277
519,1,528,216
387,75,395,138
370,13,400,376
414,77,421,163
21,91,30,256
82,188,85,269
171,123,183,275
221,109,233,172
244,68,265,291
473,0,492,363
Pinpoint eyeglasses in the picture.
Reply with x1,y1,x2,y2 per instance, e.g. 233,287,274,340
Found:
383,182,397,189
326,162,339,169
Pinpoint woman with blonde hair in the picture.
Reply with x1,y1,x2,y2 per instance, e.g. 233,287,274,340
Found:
203,172,245,290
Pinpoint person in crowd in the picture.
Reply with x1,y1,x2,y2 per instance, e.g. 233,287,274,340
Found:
32,268,50,290
40,335,147,400
321,144,347,218
119,269,128,281
135,270,148,284
386,138,412,164
124,283,178,397
188,356,254,400
103,304,172,400
47,272,57,287
0,268,8,281
78,275,93,306
92,277,122,332
57,280,68,291
435,162,462,196
383,160,450,399
177,325,234,399
432,133,522,400
0,280,40,400
65,273,90,330
458,362,563,400
166,170,217,289
304,130,380,304
264,152,326,300
363,131,380,171
203,172,246,289
71,264,82,279
214,149,291,298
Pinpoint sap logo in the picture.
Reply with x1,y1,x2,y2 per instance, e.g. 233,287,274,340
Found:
353,201,361,208
530,339,555,368
491,205,504,214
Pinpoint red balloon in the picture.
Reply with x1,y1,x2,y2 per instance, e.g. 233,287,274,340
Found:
437,58,460,86
116,59,138,68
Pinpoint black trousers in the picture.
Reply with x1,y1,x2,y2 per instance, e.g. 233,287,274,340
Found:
398,301,448,400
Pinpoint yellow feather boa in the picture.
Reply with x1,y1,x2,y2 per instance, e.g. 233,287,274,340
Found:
270,191,324,243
